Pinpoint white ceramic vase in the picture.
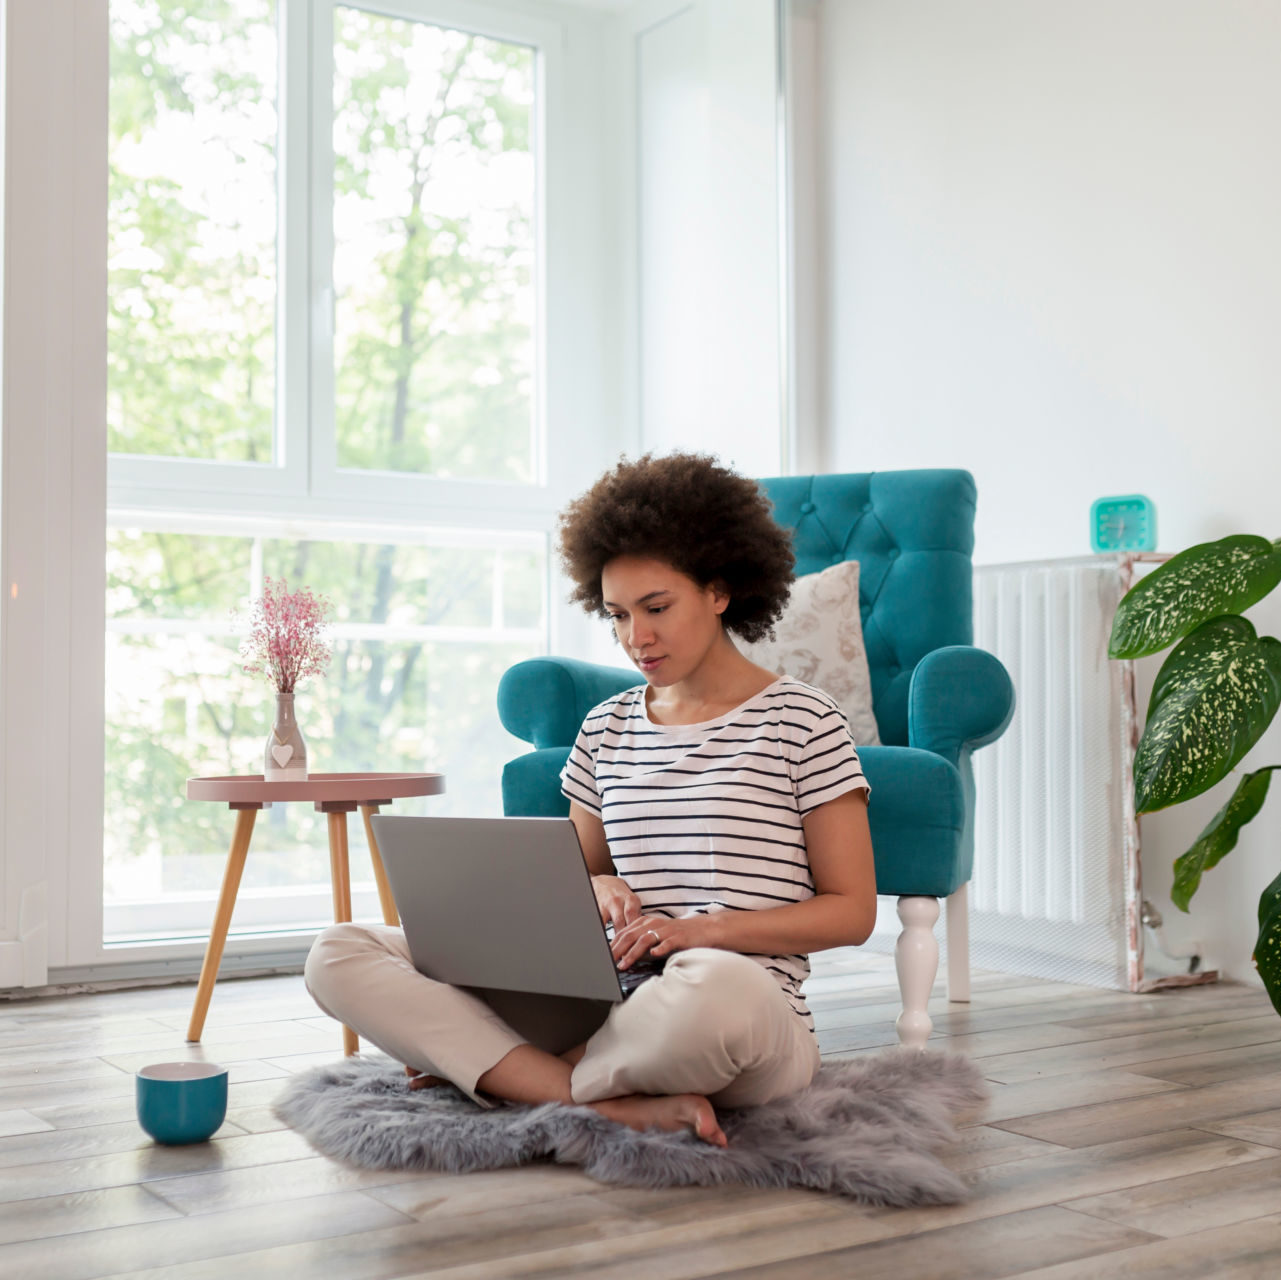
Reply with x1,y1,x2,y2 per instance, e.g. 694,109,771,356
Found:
264,691,308,781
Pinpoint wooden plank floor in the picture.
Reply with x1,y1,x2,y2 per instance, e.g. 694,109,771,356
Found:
2,951,1280,1279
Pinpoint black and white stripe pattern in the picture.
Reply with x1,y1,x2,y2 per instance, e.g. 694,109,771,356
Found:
560,675,871,1031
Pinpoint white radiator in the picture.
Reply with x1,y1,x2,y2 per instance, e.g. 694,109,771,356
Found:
967,553,1177,991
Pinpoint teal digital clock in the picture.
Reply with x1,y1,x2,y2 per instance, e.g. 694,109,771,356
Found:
1090,494,1158,553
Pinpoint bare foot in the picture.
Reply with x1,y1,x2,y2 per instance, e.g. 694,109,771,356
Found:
404,1064,449,1092
591,1093,728,1147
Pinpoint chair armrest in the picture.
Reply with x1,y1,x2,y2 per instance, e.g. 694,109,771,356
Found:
497,657,641,749
502,748,573,817
907,645,1015,768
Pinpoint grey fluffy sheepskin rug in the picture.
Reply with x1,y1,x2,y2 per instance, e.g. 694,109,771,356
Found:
273,1049,988,1206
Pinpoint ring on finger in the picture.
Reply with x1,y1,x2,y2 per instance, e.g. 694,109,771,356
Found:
646,929,660,945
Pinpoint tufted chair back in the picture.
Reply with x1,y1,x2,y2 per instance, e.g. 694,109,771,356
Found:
760,469,976,746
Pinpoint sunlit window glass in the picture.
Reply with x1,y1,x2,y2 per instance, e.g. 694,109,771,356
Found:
107,0,277,462
332,8,536,481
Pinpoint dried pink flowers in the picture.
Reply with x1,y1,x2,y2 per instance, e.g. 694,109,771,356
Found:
239,578,333,693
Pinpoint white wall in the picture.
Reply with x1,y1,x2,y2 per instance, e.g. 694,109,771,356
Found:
619,0,784,476
816,0,1281,983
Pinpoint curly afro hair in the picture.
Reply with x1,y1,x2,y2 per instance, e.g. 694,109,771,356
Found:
557,452,796,645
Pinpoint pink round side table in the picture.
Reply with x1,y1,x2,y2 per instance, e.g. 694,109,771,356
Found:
185,772,445,1055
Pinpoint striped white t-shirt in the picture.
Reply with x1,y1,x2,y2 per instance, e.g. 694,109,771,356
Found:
559,675,871,1032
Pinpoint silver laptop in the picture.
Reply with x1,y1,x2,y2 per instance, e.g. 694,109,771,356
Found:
370,814,662,1054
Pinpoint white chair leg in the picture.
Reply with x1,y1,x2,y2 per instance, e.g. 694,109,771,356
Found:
895,895,940,1049
946,882,971,1004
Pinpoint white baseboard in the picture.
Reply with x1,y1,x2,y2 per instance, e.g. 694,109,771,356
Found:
0,945,309,1000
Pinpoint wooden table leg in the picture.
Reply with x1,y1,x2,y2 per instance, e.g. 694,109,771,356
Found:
360,804,400,927
187,806,257,1043
326,810,359,1057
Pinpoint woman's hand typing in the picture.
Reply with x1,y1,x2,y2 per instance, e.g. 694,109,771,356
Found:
611,913,717,968
591,875,643,933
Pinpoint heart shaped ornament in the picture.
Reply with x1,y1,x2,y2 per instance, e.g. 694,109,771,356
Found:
271,744,294,768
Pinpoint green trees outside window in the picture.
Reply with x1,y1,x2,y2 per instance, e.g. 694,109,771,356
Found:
108,0,277,462
332,7,536,480
108,0,536,478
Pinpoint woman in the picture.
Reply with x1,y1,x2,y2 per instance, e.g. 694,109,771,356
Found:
305,452,876,1146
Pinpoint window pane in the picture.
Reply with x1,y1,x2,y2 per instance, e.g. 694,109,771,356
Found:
103,526,546,941
107,0,277,462
332,8,536,481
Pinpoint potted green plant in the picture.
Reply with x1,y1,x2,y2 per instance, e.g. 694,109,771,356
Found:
1109,535,1281,1010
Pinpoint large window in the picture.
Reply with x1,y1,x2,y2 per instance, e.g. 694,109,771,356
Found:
105,0,555,944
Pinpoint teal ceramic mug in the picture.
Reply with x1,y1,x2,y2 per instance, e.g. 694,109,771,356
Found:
136,1062,228,1144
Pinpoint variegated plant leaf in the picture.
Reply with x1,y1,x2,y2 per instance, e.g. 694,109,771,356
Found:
1109,535,1281,660
1170,767,1276,911
1254,868,1281,1018
1133,615,1281,813
1260,866,1281,932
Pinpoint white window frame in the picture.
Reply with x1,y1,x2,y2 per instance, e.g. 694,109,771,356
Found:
1,0,622,987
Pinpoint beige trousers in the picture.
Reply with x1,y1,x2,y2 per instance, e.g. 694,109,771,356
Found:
304,923,820,1109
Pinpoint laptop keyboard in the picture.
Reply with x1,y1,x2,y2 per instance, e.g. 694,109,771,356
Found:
617,953,667,997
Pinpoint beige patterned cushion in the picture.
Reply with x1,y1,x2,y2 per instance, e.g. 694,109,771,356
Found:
740,559,881,746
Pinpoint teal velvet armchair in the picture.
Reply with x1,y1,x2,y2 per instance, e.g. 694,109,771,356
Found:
496,469,1016,1046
